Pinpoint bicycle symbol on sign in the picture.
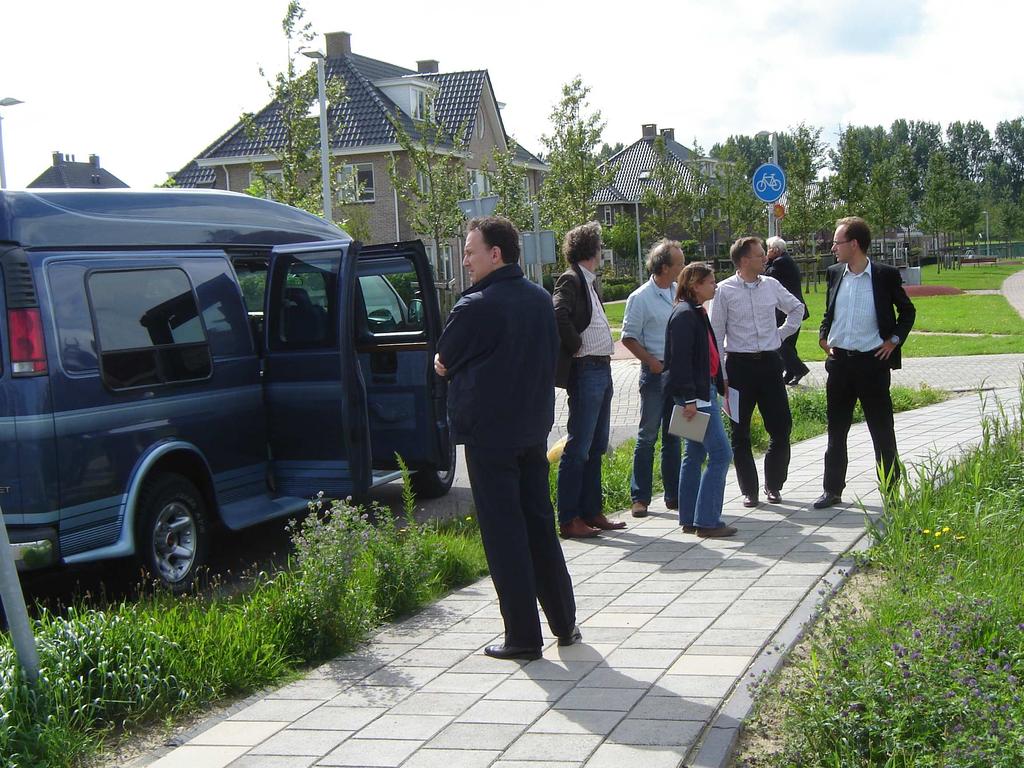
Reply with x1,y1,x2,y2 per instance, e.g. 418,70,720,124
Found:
755,173,783,194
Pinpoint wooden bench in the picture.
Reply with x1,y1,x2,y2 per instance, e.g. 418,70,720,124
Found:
960,257,997,266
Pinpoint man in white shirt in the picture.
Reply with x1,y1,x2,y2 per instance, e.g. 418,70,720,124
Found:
710,237,805,507
621,239,685,518
553,222,625,538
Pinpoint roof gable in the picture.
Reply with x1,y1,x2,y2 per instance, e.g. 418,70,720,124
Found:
594,136,702,203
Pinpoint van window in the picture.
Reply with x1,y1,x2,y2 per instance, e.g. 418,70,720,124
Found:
357,258,425,336
270,254,338,350
88,268,212,389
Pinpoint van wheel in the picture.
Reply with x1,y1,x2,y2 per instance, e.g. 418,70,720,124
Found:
136,474,208,593
410,441,457,499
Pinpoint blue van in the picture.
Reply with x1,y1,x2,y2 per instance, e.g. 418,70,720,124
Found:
0,189,453,591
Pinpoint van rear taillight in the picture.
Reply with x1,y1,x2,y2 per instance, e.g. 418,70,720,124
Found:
8,308,47,375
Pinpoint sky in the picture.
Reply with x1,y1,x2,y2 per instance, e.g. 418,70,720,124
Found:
1,0,1021,189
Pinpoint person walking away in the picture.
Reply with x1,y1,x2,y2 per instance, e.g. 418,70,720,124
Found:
814,216,916,509
553,221,626,538
709,237,804,508
664,262,735,538
435,216,581,660
621,239,685,518
765,236,810,385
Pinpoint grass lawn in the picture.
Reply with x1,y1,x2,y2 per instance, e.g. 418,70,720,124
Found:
919,261,1024,289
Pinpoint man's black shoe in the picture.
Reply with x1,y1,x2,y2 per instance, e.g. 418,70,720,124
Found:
558,625,583,647
813,493,842,509
765,488,782,504
484,644,542,661
786,372,806,387
742,494,759,508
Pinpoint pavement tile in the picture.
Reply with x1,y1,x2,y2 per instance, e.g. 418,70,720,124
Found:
553,686,645,712
247,728,350,756
397,647,474,667
607,717,702,746
401,749,502,768
629,695,719,721
485,678,575,702
490,762,581,768
229,699,322,722
668,654,753,676
641,616,716,633
272,679,349,700
427,722,525,750
502,732,603,762
529,709,625,735
355,714,452,741
577,667,662,689
327,686,415,708
228,756,317,768
319,737,423,767
584,743,687,768
292,705,387,731
602,648,683,669
188,721,286,747
657,600,732,617
388,692,482,716
656,674,737,698
419,672,507,694
692,628,774,646
512,659,599,681
148,745,249,768
550,642,616,662
618,631,698,649
362,665,445,688
458,698,551,725
418,632,496,650
581,612,651,628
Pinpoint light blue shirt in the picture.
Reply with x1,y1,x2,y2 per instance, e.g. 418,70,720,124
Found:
827,261,884,351
621,277,676,362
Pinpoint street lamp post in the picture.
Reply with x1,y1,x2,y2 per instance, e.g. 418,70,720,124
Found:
301,51,332,222
0,97,25,189
756,130,779,237
982,210,990,258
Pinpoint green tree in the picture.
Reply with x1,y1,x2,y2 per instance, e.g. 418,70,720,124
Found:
483,139,532,231
597,141,625,164
946,120,992,184
920,150,958,252
686,144,721,259
829,126,869,215
639,135,695,245
242,1,346,219
714,143,764,245
783,122,830,254
387,96,468,285
865,152,912,258
538,77,613,247
603,215,639,276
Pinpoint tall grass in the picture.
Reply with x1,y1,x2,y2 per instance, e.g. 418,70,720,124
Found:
739,393,1024,767
0,492,487,768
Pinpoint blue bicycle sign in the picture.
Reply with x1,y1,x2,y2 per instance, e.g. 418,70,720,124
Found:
752,163,786,203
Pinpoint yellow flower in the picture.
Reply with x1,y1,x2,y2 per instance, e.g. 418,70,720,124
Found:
942,526,951,532
955,535,966,541
934,531,942,538
922,529,931,534
934,544,941,550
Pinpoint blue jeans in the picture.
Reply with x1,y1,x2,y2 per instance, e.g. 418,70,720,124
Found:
677,389,733,528
630,368,681,505
557,359,613,524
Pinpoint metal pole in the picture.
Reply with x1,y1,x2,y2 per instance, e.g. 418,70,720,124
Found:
0,506,40,683
984,210,990,258
770,132,778,238
531,201,543,286
314,56,332,223
634,202,643,280
0,113,7,189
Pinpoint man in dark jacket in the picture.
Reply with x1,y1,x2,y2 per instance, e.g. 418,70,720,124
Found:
552,222,625,539
435,216,579,661
814,216,916,509
765,236,810,385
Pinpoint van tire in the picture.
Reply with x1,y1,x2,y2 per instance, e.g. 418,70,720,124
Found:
410,441,457,499
136,474,209,593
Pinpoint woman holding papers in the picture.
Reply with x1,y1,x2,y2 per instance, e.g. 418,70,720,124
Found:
664,262,737,538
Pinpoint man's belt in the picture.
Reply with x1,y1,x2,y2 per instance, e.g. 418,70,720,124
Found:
831,346,880,358
726,350,780,359
575,354,611,364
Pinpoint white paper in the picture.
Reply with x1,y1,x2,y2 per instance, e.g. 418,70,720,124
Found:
724,387,740,423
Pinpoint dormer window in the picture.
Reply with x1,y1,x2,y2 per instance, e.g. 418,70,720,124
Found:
374,77,439,121
413,88,429,120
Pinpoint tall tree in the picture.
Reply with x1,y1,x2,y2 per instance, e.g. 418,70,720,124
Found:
865,152,912,258
242,2,347,220
714,143,764,245
639,135,695,245
483,139,532,231
387,97,468,285
783,122,830,254
596,141,625,164
829,126,869,215
920,150,958,252
946,120,993,184
993,117,1024,202
538,77,613,246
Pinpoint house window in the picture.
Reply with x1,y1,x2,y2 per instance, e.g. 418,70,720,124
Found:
477,111,484,139
603,206,613,226
248,169,284,200
424,243,454,283
338,162,375,203
413,89,429,120
417,171,431,195
88,268,211,390
466,169,490,197
522,175,531,202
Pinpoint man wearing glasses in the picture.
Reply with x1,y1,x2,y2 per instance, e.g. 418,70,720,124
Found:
814,216,916,509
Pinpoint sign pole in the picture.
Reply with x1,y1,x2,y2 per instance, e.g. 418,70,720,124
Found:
0,506,40,683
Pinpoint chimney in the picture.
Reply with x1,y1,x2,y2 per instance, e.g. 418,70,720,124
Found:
641,124,657,138
325,31,351,58
660,128,675,142
417,59,439,74
89,154,100,169
52,151,64,166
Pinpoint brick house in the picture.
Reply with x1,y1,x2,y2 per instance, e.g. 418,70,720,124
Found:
28,152,128,188
172,31,545,281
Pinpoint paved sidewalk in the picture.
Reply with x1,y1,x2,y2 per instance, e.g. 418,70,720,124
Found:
137,387,1020,768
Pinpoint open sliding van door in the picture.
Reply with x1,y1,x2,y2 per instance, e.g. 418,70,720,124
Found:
354,241,454,498
263,240,372,501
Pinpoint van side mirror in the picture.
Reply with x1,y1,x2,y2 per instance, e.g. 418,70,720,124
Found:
408,298,424,326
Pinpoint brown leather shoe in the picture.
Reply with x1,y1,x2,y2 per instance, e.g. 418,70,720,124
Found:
682,524,697,534
665,499,679,511
560,517,600,539
742,495,759,508
697,524,738,538
586,513,627,530
630,502,649,518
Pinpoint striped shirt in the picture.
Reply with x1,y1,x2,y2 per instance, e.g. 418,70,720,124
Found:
576,265,615,357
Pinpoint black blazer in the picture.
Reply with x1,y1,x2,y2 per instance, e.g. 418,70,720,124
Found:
664,300,725,403
437,264,559,448
766,253,809,321
552,263,595,388
819,261,916,370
